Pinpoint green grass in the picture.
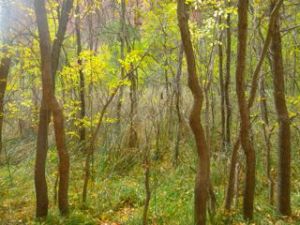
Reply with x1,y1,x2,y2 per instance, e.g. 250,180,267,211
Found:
0,136,299,225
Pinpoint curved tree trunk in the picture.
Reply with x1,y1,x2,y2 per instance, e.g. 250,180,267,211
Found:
225,0,283,212
177,1,209,224
270,0,291,215
235,0,255,220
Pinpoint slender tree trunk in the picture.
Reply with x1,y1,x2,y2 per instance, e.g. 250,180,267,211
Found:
51,0,74,89
125,3,139,149
235,0,255,220
270,1,291,215
116,0,126,131
224,0,232,147
218,18,226,151
75,2,86,144
82,93,117,203
225,138,240,210
259,72,274,205
128,67,138,148
177,1,210,224
174,44,184,166
143,138,151,225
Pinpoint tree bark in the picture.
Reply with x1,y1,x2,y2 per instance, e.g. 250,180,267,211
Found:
218,19,226,150
224,0,232,147
52,0,74,87
173,44,184,166
225,0,283,212
34,0,72,217
270,0,291,215
177,1,209,224
235,0,255,220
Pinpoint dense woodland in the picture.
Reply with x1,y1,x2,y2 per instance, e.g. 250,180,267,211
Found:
0,0,299,224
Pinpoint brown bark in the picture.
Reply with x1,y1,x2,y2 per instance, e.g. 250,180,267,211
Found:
35,101,50,217
177,1,209,224
235,0,255,220
225,138,240,210
225,0,283,214
218,20,226,150
224,0,232,147
270,0,291,215
34,0,72,217
52,0,74,86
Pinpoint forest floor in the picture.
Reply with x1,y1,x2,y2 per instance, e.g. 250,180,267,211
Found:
0,136,300,225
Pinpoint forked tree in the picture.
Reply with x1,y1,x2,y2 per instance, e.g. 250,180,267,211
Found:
34,0,73,218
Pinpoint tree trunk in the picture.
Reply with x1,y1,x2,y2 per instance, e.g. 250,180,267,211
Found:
259,71,274,205
128,68,138,148
177,1,210,224
35,100,50,218
270,0,291,215
235,0,255,220
225,138,240,210
225,0,282,212
224,0,232,147
218,17,225,151
116,0,126,131
75,2,86,144
51,0,74,88
173,44,184,166
34,0,72,217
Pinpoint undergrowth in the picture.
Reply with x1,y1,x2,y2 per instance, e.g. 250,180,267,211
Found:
0,136,299,225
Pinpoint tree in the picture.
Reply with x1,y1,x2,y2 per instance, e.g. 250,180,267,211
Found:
224,0,232,147
34,0,73,217
177,1,210,224
75,1,86,145
235,0,256,220
270,0,291,215
225,0,283,212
